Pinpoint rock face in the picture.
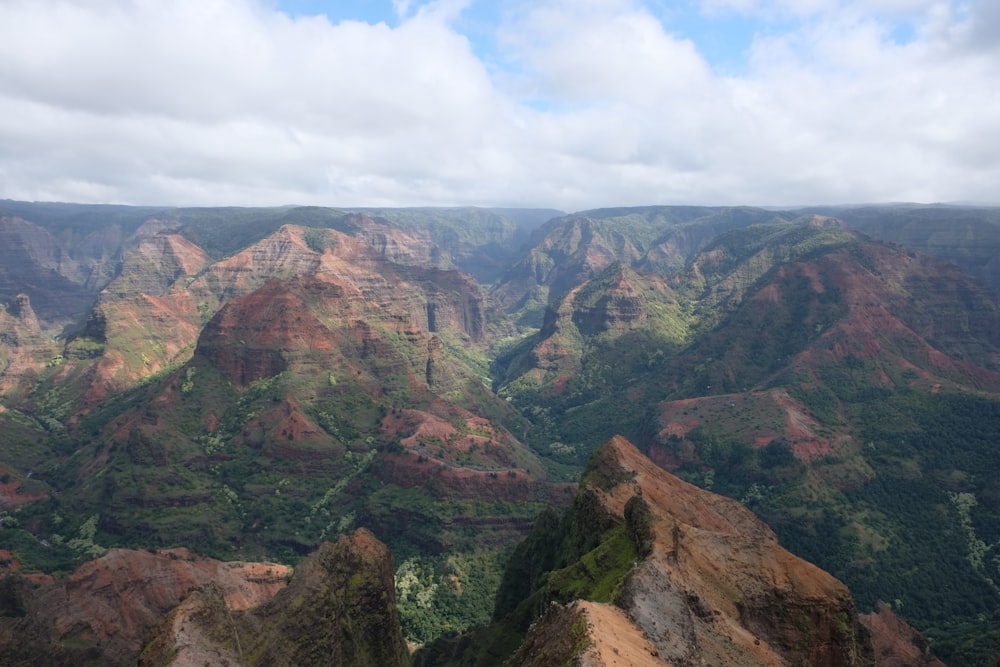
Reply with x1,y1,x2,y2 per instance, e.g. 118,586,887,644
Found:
0,547,290,666
0,293,53,393
507,600,664,667
1,530,408,667
242,528,410,667
0,215,95,324
492,207,785,325
859,603,947,667
496,436,893,667
139,529,410,667
109,233,211,297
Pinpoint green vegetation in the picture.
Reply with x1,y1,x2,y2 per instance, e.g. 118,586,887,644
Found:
545,524,638,604
396,550,509,645
7,203,1000,662
669,389,1000,665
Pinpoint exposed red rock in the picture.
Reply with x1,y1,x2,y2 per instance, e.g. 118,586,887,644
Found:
3,547,289,665
0,465,47,511
860,603,947,667
512,436,883,666
376,450,574,505
375,404,575,507
139,529,410,667
785,245,1000,391
652,388,850,465
197,276,337,387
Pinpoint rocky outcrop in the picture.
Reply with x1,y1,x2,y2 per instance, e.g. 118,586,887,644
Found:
2,531,409,667
0,295,40,350
0,215,99,324
859,603,947,667
0,293,56,393
243,528,410,666
0,547,290,666
508,600,664,667
107,233,211,297
569,263,674,336
139,529,410,667
8,294,39,333
490,436,936,667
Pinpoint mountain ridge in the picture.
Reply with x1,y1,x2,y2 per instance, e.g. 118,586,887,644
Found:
3,201,1000,661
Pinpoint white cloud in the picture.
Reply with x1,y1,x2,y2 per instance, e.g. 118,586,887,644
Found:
500,0,711,102
0,0,998,209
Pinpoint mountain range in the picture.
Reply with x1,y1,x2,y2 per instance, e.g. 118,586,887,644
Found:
3,200,1000,664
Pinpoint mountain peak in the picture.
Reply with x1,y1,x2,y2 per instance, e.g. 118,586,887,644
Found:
513,435,876,666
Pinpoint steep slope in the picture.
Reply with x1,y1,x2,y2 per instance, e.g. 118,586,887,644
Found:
423,436,943,666
7,251,565,644
0,215,97,324
1,530,407,667
493,219,1000,662
5,204,543,410
8,202,1000,660
497,219,1000,455
36,220,493,413
41,265,551,553
0,209,572,647
493,206,791,326
345,206,561,284
139,529,410,667
668,238,1000,662
670,223,1000,396
0,547,290,666
0,293,54,395
809,204,1000,299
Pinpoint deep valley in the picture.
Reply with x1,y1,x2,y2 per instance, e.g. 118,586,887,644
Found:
2,200,1000,665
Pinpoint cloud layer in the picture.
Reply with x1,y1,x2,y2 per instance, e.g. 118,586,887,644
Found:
1,0,998,209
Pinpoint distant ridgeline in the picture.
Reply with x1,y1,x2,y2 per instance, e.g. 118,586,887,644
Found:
2,200,1000,663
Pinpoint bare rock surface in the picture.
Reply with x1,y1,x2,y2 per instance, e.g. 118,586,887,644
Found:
506,436,942,666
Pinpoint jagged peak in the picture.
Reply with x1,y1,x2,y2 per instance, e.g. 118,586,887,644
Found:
9,293,39,331
507,436,876,666
581,435,772,539
579,434,640,490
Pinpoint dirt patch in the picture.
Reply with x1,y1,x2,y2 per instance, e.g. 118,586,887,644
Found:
0,466,47,510
657,389,844,463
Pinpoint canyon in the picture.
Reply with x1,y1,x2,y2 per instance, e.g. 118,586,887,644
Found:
3,201,1000,663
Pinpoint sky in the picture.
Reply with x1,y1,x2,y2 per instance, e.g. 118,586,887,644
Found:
1,0,998,211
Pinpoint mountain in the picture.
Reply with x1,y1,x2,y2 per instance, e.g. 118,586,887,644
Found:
1,529,407,667
417,436,944,666
4,201,1000,661
0,205,570,644
140,528,409,667
0,214,107,325
0,545,290,665
3,440,941,666
494,214,1000,464
491,215,1000,662
805,204,1000,299
493,206,793,326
